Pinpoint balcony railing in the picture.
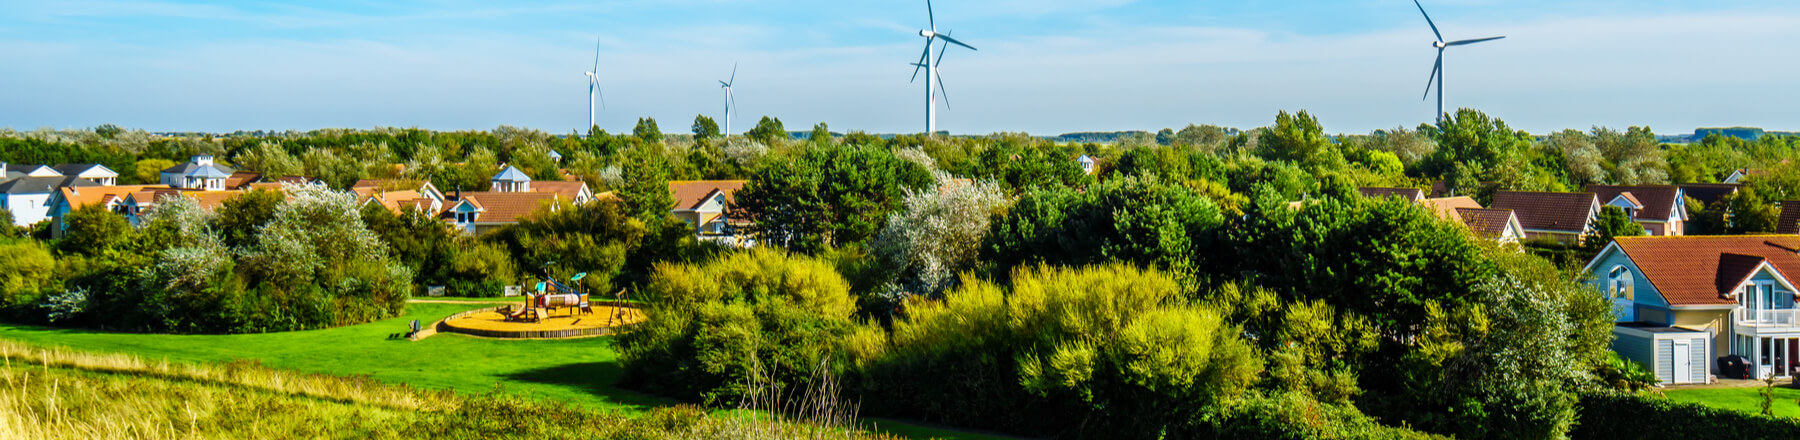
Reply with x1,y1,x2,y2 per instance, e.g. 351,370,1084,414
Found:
1737,308,1800,328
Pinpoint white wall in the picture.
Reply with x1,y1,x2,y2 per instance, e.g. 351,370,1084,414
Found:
3,193,54,226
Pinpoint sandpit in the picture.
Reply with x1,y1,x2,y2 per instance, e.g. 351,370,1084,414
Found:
438,304,646,339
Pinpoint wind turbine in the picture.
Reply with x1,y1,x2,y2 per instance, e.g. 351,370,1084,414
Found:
911,0,975,135
584,39,606,131
1415,0,1503,124
720,63,738,136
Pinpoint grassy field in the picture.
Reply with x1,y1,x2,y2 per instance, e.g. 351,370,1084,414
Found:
0,340,890,439
1664,386,1800,418
0,303,1004,440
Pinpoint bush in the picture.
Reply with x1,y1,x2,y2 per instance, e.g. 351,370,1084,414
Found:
618,249,864,405
0,240,56,308
1571,391,1800,440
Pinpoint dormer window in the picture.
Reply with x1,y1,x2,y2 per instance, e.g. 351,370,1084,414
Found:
1607,266,1634,301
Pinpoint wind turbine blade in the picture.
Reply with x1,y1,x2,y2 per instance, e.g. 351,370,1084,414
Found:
1422,52,1441,101
936,72,950,110
599,89,606,110
910,44,930,82
937,34,976,51
1414,0,1443,42
935,39,951,66
720,80,730,87
592,38,601,73
1445,36,1505,46
730,62,738,85
926,0,935,31
728,89,737,116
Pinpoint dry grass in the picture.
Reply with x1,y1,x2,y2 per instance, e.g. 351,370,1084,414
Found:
0,339,898,440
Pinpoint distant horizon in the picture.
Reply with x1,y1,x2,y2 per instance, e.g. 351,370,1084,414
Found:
4,1,1798,135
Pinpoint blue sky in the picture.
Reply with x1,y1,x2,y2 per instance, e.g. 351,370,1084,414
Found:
2,0,1798,135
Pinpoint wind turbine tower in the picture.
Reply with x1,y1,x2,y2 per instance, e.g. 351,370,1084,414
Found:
1415,0,1504,124
720,63,738,136
584,39,606,131
912,0,976,135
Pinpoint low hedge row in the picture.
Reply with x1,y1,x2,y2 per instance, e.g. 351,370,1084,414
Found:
1572,391,1800,440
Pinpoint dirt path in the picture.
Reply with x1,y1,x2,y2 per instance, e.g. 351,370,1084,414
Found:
408,299,514,305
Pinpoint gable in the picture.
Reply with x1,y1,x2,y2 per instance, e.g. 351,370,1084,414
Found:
1606,236,1800,306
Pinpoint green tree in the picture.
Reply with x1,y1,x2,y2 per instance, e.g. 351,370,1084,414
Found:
212,189,285,249
735,143,933,253
1421,109,1533,179
633,117,663,145
0,240,56,307
0,208,16,238
1588,205,1646,252
133,159,176,185
809,122,832,145
746,116,787,146
233,142,302,177
617,143,674,223
1725,186,1779,234
983,175,1224,282
690,115,720,140
58,204,134,257
1255,110,1345,173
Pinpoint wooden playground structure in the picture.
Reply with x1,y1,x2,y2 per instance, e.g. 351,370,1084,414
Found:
439,272,645,339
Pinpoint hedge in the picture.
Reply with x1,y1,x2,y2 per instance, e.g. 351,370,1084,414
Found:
1571,391,1800,440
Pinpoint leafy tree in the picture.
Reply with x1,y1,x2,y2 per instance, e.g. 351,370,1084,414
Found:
1592,126,1668,185
360,202,456,288
691,114,720,140
1420,109,1533,179
746,116,787,146
1589,205,1645,252
983,175,1223,283
809,122,832,145
866,175,1009,307
735,143,933,253
1725,186,1779,234
634,117,664,145
1256,110,1345,173
0,208,15,238
58,204,134,258
133,159,176,185
212,188,285,249
233,142,302,177
0,240,56,307
617,143,675,223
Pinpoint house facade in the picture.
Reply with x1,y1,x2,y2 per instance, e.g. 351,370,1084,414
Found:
1585,185,1687,236
52,164,119,186
0,177,98,227
669,180,750,246
1490,191,1599,245
442,191,562,235
159,155,235,191
1587,236,1800,382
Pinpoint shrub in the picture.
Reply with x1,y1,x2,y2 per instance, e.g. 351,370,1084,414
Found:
1571,391,1800,440
0,239,56,308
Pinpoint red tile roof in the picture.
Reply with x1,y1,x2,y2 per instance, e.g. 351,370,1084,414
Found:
1585,185,1681,222
451,192,561,224
1611,236,1800,306
1421,197,1482,220
1678,183,1739,207
1490,191,1597,233
1778,202,1800,235
532,181,590,201
1456,208,1517,238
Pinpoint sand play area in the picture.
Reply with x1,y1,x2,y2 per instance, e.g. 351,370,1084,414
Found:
440,304,646,339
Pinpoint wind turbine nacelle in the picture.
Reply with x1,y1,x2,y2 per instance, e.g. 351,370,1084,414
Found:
1432,41,1447,49
920,30,935,38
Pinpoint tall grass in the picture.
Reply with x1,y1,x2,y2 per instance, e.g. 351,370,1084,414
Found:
728,359,873,440
0,339,896,439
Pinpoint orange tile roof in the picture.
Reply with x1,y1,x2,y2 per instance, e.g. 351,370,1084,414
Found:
532,181,590,200
1491,191,1597,233
1421,196,1482,220
59,185,166,210
225,171,262,189
452,192,561,224
669,180,746,211
1611,235,1800,306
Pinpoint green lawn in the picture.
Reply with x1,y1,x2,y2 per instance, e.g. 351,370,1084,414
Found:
0,303,1005,440
1664,386,1800,418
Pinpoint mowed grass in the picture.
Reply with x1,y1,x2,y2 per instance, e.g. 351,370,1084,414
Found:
1664,386,1800,418
0,302,1007,440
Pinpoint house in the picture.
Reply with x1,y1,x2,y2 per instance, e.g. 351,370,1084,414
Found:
531,181,596,204
442,191,563,235
1586,236,1800,382
1724,169,1768,184
669,180,750,246
354,180,448,216
490,165,533,193
0,177,98,227
1490,191,1600,245
1778,202,1800,235
52,164,119,186
1076,155,1096,175
48,184,168,237
1678,183,1740,208
1584,185,1688,236
1420,196,1482,219
548,150,564,163
159,155,235,191
3,163,62,182
1455,208,1526,244
1358,187,1426,202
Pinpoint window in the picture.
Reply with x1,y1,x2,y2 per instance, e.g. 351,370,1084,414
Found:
1608,266,1634,301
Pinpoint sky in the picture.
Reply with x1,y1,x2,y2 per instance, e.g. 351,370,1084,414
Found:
2,0,1798,136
